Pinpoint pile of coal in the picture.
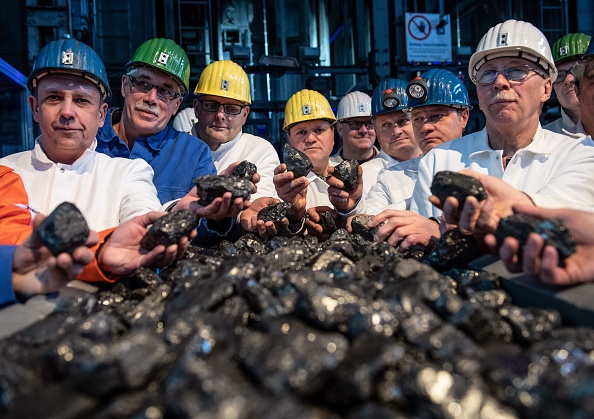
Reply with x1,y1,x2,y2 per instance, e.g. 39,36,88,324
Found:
430,170,488,204
140,210,199,251
1,227,593,418
496,213,576,261
36,202,90,256
257,202,292,223
332,160,359,192
194,174,251,205
283,143,313,178
232,160,258,180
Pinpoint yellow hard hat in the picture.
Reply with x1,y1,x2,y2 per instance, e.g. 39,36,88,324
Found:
283,89,336,130
194,60,251,104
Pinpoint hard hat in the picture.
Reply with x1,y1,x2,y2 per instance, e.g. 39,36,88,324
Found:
469,19,557,84
194,60,251,104
27,38,112,102
126,38,190,94
336,91,372,121
582,36,594,60
371,78,409,116
172,107,198,132
283,89,336,130
405,69,471,109
552,33,591,64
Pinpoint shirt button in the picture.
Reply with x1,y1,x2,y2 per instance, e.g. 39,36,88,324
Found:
60,168,65,173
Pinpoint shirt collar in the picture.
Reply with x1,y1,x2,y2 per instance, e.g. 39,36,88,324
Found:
32,136,97,168
468,124,555,159
211,131,243,159
99,107,168,152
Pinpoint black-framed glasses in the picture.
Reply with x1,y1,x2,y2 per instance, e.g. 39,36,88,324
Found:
554,69,574,85
127,75,181,100
345,120,374,131
199,99,245,115
476,64,546,85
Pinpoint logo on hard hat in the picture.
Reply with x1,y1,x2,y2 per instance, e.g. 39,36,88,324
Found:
302,104,311,115
158,52,170,65
62,51,74,65
358,104,367,113
498,32,509,46
559,45,569,57
221,79,230,90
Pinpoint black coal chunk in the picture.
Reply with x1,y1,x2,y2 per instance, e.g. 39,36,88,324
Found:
495,213,576,261
319,210,338,234
283,143,313,178
430,170,487,204
232,160,257,180
422,229,481,271
257,202,292,223
36,202,90,256
332,159,359,192
140,209,198,251
351,215,379,241
194,175,251,205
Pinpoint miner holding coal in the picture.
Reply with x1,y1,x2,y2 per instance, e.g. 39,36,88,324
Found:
411,20,594,236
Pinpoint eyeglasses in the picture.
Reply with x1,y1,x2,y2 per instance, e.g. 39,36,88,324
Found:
554,68,574,85
127,75,181,101
345,120,374,131
198,99,245,115
476,64,546,85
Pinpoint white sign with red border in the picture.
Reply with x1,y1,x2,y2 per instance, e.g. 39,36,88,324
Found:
405,12,452,63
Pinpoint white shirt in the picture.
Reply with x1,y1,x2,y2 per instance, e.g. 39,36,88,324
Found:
304,171,332,209
411,125,594,218
365,157,419,214
210,132,280,200
0,139,161,232
329,146,380,165
543,108,587,139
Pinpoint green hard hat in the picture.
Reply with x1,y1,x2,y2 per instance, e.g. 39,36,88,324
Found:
125,38,190,94
552,33,592,65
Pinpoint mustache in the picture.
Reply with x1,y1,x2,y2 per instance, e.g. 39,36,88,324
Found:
134,102,160,117
490,92,517,103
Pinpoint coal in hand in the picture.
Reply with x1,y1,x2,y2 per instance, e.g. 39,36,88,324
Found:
319,211,338,234
194,175,252,206
140,210,199,251
257,202,292,223
351,215,379,241
495,213,576,261
333,159,359,192
232,160,257,180
283,143,313,179
430,171,488,204
37,202,90,256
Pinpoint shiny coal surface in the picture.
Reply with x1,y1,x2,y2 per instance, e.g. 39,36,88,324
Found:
37,202,90,256
333,159,359,192
194,174,252,205
283,143,313,179
431,170,488,204
140,210,199,251
1,230,593,418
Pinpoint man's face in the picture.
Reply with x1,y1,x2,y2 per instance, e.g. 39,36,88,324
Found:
576,60,594,131
373,111,420,162
121,67,183,137
194,94,249,150
411,105,468,154
29,73,107,164
553,60,580,113
476,57,552,128
336,117,376,152
288,120,335,172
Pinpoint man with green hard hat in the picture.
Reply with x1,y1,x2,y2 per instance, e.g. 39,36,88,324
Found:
544,33,591,138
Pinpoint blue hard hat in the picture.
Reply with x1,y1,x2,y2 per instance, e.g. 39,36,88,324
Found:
584,36,594,59
27,38,112,102
371,78,409,116
405,69,471,109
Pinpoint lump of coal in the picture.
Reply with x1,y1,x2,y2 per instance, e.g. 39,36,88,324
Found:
495,213,576,261
194,175,251,206
333,159,359,192
37,202,90,256
232,160,257,180
430,170,487,204
140,209,199,251
351,215,379,241
319,211,338,234
283,143,313,178
257,202,292,223
422,229,480,271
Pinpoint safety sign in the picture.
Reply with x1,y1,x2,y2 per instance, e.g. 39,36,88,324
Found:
405,13,452,63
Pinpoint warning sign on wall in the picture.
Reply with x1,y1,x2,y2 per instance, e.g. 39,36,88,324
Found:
405,13,452,63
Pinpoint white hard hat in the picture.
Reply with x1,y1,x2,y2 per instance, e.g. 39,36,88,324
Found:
469,19,557,84
336,91,372,122
172,107,197,132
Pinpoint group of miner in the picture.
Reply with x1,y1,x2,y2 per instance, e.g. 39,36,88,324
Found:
3,19,594,307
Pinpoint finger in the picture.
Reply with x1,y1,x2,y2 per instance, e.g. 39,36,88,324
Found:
428,195,442,209
442,196,461,226
539,245,563,284
483,233,499,254
499,236,522,273
522,233,545,275
273,163,287,175
458,196,481,234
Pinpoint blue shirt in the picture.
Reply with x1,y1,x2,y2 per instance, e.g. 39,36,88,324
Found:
96,108,217,204
0,246,18,308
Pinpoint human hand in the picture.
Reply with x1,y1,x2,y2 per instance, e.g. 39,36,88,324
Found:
326,165,363,211
369,209,441,250
174,185,250,221
11,214,99,301
305,206,338,240
273,163,307,223
97,211,195,276
485,205,594,285
239,197,290,239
